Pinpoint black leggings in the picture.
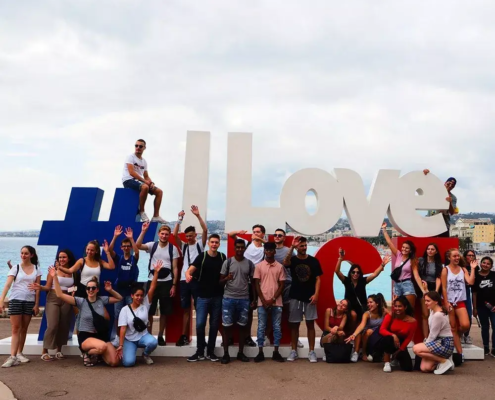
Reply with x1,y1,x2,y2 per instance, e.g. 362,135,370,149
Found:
376,335,413,371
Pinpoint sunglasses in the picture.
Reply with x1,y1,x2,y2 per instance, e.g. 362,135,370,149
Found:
86,286,98,291
351,271,360,275
135,144,144,148
273,234,285,238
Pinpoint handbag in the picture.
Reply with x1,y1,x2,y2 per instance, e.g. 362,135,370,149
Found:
86,299,109,336
390,257,410,283
323,343,353,363
127,305,147,332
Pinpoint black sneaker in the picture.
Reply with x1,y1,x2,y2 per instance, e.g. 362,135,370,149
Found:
272,351,285,362
254,352,265,363
158,336,166,346
187,352,205,362
237,352,250,362
207,352,219,362
245,337,256,347
221,354,231,364
484,346,490,355
176,335,189,347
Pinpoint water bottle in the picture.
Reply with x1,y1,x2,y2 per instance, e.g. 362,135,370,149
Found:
485,301,494,312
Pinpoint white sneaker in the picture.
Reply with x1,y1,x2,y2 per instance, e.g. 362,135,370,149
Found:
143,354,154,365
464,335,473,345
297,339,304,348
16,353,30,363
434,359,453,375
139,212,149,222
2,356,20,368
308,350,317,363
322,354,326,362
264,336,271,346
367,354,374,362
350,352,359,362
151,216,168,224
287,350,298,362
383,362,392,373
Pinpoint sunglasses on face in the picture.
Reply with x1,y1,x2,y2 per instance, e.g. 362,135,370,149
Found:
86,286,97,291
135,144,144,148
273,234,284,238
351,271,360,275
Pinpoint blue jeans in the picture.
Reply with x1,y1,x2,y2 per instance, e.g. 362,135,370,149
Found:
111,295,133,340
222,298,250,327
464,286,473,336
196,296,222,355
122,333,158,367
477,306,495,348
257,306,283,347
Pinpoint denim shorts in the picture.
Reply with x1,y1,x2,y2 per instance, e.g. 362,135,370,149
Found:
394,279,416,297
123,179,156,195
222,297,250,327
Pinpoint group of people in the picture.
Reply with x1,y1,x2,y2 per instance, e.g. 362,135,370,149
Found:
1,140,494,374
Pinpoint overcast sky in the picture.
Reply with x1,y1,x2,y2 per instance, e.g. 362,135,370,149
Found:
1,1,494,231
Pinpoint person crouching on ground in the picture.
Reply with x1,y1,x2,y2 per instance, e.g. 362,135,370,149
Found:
254,242,286,363
378,296,417,373
413,291,454,375
117,261,163,367
51,268,122,367
321,299,349,346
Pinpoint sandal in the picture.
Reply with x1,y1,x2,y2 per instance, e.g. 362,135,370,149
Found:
83,353,94,367
41,353,54,362
55,352,65,360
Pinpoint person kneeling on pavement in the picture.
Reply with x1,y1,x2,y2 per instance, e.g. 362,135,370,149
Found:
116,261,163,367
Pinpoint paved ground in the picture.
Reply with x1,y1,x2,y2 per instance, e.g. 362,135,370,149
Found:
1,318,494,400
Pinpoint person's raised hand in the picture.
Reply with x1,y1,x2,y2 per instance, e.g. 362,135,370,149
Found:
381,222,387,230
142,221,150,232
382,255,390,265
423,169,430,175
114,225,123,237
48,266,56,278
190,205,200,216
470,259,479,270
124,227,134,239
153,260,164,273
104,281,112,292
178,210,186,219
291,236,302,249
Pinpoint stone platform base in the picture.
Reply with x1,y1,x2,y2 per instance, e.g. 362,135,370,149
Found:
0,335,485,360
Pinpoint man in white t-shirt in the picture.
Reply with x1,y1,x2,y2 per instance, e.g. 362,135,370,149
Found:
172,205,208,346
228,224,266,347
122,139,166,224
136,222,179,346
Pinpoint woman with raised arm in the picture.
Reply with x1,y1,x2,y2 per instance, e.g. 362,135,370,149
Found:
321,299,349,345
117,261,163,367
472,256,495,356
377,296,417,373
51,268,122,367
58,240,115,298
413,291,454,375
381,223,420,310
417,243,443,338
0,246,42,368
441,248,476,365
345,294,387,362
30,249,76,361
335,247,389,329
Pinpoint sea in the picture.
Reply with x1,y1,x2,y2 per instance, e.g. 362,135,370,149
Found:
0,237,392,300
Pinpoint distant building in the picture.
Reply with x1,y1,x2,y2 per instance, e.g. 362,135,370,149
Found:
450,218,495,250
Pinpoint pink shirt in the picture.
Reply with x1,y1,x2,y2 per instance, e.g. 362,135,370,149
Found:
395,256,412,281
253,260,286,307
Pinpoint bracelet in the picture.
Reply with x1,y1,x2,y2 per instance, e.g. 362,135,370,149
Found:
172,283,177,286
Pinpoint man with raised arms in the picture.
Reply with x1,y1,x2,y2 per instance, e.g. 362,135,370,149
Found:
122,139,166,223
228,224,266,347
283,236,322,363
186,234,226,362
173,205,208,346
136,223,179,346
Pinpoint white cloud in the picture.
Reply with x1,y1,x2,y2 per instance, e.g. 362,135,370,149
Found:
1,0,495,230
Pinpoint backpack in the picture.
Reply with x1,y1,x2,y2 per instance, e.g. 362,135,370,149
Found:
182,242,202,266
13,264,38,282
148,242,175,280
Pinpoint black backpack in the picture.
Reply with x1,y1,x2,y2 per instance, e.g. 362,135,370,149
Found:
148,242,174,280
